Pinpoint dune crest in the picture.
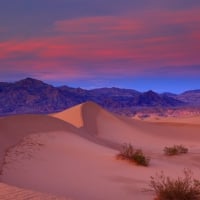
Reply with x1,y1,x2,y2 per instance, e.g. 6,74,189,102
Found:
51,103,84,128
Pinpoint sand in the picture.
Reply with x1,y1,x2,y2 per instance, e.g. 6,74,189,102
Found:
51,103,84,128
133,113,200,125
0,101,200,200
0,182,67,199
0,114,78,168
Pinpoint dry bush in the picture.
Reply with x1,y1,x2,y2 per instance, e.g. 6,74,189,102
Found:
117,143,150,166
149,169,200,200
164,145,188,156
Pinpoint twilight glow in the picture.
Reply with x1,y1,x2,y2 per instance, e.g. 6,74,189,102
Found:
0,0,200,93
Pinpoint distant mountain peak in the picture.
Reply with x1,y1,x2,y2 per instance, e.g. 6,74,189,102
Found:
14,77,50,89
23,77,36,81
16,77,44,84
143,90,157,95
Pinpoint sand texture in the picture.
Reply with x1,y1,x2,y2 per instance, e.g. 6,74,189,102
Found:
0,182,68,200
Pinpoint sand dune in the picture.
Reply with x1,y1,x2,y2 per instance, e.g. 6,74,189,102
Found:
0,114,78,170
1,131,200,200
1,101,200,200
52,102,163,148
1,131,154,200
52,102,200,151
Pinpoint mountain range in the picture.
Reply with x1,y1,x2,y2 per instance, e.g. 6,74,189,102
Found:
0,77,200,116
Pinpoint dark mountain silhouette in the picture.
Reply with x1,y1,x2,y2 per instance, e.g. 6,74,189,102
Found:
0,78,83,114
0,77,193,116
137,90,182,106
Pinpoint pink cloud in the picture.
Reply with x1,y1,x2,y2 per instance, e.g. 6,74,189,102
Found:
53,9,200,63
0,7,200,80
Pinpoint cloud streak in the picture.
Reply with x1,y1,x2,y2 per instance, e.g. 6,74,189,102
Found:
0,2,200,87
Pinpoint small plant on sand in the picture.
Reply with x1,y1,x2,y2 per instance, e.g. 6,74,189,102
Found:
149,169,200,200
164,145,188,156
117,143,150,166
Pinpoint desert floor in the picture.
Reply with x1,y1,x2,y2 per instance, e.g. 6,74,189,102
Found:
0,102,200,200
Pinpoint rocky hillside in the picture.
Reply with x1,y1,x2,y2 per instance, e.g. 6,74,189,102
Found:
176,90,200,105
0,77,192,116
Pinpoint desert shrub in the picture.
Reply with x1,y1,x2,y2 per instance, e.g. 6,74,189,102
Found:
164,145,188,156
117,143,150,166
149,169,200,200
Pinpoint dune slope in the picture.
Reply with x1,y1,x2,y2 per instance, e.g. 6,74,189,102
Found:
52,102,200,151
1,131,154,200
0,114,78,169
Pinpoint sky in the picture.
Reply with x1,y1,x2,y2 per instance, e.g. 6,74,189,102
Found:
0,0,200,93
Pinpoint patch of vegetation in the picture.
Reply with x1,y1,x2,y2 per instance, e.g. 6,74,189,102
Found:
149,169,200,200
117,143,150,166
164,145,188,156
